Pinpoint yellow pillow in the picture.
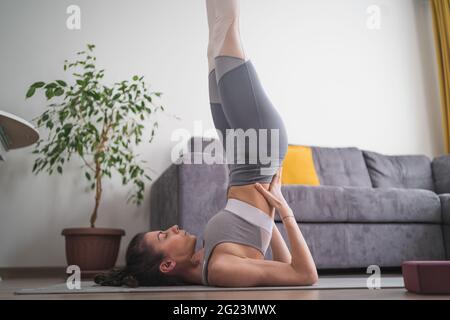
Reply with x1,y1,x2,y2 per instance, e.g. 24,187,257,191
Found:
281,145,320,185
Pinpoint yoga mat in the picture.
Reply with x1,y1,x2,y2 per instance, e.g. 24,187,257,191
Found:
15,275,405,295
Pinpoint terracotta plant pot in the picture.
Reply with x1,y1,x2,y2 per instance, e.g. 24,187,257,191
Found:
61,227,125,278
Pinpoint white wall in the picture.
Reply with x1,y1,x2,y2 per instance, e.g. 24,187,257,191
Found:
0,0,444,267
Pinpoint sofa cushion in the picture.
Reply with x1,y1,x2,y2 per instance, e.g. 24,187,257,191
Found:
311,146,372,187
280,185,348,222
279,185,441,223
362,150,434,191
343,187,441,223
432,154,450,194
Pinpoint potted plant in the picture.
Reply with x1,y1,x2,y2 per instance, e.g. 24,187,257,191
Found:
26,44,165,278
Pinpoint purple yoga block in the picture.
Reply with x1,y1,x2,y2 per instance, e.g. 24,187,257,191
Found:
402,261,450,294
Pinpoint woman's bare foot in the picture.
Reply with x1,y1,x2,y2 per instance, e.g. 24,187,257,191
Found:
208,0,246,64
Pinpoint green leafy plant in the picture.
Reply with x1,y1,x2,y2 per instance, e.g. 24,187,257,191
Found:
27,44,165,227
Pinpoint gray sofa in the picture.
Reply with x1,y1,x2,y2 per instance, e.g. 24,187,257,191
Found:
150,136,450,270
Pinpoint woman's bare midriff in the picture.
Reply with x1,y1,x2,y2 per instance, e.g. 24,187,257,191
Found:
227,183,273,217
208,183,274,276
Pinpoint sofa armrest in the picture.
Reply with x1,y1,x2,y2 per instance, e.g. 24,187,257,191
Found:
150,152,229,248
432,155,450,194
439,194,450,225
150,162,179,231
439,194,450,259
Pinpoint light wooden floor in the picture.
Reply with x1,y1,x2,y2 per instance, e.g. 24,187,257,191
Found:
1,276,450,300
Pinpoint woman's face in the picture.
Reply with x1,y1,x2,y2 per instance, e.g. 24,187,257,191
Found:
144,225,197,260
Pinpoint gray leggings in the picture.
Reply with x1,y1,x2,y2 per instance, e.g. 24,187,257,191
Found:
209,56,288,187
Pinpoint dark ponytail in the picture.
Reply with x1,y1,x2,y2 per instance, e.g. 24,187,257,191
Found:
94,232,187,287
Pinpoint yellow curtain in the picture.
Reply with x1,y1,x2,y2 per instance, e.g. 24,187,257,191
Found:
430,0,450,154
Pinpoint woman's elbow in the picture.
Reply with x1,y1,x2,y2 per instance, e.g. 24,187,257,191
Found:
303,269,319,286
308,271,319,285
293,269,318,286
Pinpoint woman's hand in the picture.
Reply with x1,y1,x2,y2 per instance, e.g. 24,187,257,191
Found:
254,167,289,213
